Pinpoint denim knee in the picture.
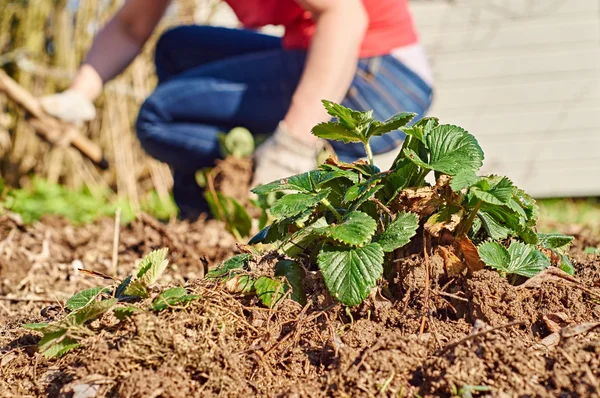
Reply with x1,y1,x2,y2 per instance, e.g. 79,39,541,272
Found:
154,26,187,83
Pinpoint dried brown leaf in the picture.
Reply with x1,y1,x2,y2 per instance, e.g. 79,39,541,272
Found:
457,237,485,273
438,245,465,277
561,322,600,338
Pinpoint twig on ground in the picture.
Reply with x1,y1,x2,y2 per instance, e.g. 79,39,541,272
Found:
434,290,469,302
112,207,121,276
441,320,525,352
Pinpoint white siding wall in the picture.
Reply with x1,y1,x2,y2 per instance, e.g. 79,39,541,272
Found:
410,0,600,197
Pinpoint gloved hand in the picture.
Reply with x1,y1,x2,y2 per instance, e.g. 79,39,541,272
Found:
251,122,322,189
39,89,96,124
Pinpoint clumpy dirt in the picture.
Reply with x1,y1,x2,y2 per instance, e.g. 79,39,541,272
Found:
1,212,599,397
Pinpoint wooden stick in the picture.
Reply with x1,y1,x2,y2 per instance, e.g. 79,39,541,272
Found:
0,69,108,169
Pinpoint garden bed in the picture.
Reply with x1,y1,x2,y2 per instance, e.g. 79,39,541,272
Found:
1,212,599,397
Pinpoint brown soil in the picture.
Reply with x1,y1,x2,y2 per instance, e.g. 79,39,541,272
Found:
1,213,599,397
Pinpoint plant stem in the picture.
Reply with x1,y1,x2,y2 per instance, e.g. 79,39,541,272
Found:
321,198,343,222
364,142,374,166
458,200,482,238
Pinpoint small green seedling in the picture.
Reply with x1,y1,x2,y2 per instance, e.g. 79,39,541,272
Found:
209,100,573,308
218,127,255,158
24,248,199,358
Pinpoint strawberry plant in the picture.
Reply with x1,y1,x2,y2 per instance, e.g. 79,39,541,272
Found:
23,248,199,358
209,101,573,307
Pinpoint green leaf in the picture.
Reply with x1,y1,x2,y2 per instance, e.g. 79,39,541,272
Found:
252,170,350,196
376,212,419,252
321,100,373,136
274,260,306,305
113,306,141,321
478,211,511,240
65,287,109,311
218,127,254,158
450,169,480,192
409,124,484,176
115,275,132,298
317,243,385,306
351,184,384,211
478,241,550,278
255,277,289,308
471,176,513,205
383,159,418,203
136,248,169,285
73,298,118,325
23,323,51,331
281,217,329,257
206,253,252,278
39,329,79,358
537,233,574,250
367,112,416,138
312,122,361,143
557,252,575,275
512,187,539,226
152,287,200,311
318,211,377,246
270,189,330,219
205,192,252,237
123,280,149,298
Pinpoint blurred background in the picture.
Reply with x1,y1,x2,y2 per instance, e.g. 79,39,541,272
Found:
0,0,598,225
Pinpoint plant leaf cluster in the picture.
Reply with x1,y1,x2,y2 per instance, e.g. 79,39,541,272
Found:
24,248,199,358
209,101,574,308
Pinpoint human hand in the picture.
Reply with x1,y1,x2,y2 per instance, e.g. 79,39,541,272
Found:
39,89,96,124
251,122,322,189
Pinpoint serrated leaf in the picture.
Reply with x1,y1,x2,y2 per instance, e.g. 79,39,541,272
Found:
512,187,539,226
478,241,550,278
471,176,513,205
312,122,361,143
252,170,349,196
321,100,373,136
270,189,330,219
407,124,484,176
136,248,169,286
367,112,416,138
318,211,377,246
113,306,141,321
352,184,384,211
318,243,384,306
65,287,109,311
206,253,252,278
537,233,574,250
376,212,419,252
123,280,149,298
255,277,289,308
73,298,118,325
43,339,79,358
274,260,306,305
152,287,200,311
450,169,481,192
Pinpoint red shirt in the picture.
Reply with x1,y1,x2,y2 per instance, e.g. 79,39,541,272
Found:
225,0,418,58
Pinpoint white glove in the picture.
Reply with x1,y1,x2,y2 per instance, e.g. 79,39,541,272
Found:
251,122,322,189
39,89,96,124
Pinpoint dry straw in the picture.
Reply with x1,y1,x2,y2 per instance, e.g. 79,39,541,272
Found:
0,0,223,208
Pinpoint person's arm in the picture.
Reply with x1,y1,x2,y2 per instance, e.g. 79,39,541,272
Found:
283,0,368,143
70,0,171,101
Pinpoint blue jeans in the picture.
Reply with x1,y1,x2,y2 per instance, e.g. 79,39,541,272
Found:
136,26,433,219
